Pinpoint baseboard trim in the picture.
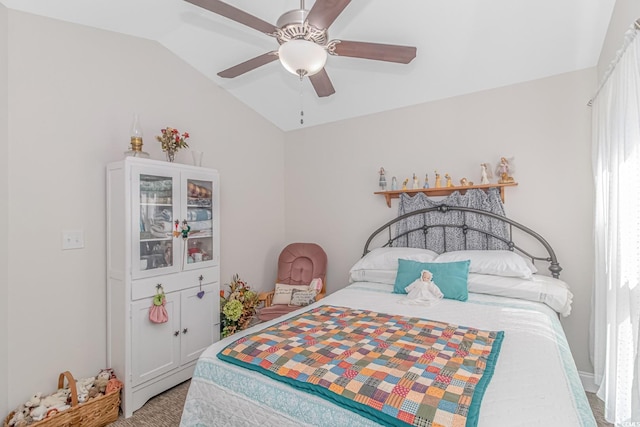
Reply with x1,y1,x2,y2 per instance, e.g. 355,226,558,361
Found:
579,371,598,393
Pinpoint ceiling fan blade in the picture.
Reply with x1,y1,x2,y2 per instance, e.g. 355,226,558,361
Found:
333,40,417,64
185,0,278,35
306,0,351,30
218,52,278,78
309,69,336,97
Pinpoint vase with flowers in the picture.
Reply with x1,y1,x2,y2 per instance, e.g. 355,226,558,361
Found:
156,127,189,162
220,274,260,338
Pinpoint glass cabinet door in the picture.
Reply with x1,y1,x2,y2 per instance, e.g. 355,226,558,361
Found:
133,168,181,278
181,172,218,270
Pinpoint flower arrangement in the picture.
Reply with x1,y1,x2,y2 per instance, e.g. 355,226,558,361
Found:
220,274,260,338
156,127,189,161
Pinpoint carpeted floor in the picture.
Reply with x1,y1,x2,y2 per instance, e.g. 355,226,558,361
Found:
107,381,612,426
107,380,190,427
587,392,613,427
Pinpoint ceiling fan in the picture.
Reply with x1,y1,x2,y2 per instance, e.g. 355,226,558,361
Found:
185,0,417,97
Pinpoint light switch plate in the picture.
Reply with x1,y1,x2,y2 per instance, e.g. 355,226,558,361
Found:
62,230,84,250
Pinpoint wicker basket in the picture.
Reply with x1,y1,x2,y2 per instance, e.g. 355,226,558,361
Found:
3,371,122,427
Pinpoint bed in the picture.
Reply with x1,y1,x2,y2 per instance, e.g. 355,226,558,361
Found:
180,206,596,427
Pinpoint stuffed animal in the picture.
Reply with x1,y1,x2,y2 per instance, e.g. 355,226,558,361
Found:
45,405,69,419
15,412,32,427
75,376,95,393
41,392,67,409
106,378,122,395
74,377,95,403
14,412,32,427
8,406,29,427
24,392,42,410
98,368,115,380
54,387,72,405
30,404,48,422
88,368,113,399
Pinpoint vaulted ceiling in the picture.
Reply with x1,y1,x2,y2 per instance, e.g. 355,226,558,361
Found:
0,0,616,131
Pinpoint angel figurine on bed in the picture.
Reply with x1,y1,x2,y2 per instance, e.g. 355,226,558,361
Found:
401,270,444,306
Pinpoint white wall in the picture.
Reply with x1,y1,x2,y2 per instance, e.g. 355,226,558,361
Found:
284,68,596,373
598,0,640,79
0,3,9,419
5,10,285,409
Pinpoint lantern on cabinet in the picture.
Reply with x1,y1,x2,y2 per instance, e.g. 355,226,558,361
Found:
124,113,150,158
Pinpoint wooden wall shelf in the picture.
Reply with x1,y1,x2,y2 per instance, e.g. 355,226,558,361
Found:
374,182,518,208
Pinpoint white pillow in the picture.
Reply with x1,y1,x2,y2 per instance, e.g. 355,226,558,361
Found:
521,256,539,274
435,250,534,279
349,269,398,285
349,247,439,284
272,283,312,305
467,273,573,316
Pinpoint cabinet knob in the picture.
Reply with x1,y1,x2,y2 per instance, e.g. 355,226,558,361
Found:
182,328,188,334
174,331,180,337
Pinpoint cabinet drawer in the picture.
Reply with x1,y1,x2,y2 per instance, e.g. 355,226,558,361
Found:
131,267,219,300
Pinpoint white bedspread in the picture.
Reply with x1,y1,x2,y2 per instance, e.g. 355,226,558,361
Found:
180,282,596,427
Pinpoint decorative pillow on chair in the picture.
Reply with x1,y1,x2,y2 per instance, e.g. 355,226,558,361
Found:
309,278,323,293
393,259,470,301
272,283,312,305
288,288,317,307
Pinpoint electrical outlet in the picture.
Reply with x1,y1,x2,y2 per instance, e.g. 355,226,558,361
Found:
62,230,84,250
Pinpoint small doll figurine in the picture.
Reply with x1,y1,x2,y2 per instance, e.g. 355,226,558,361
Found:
180,220,191,239
172,219,181,238
434,171,441,188
378,167,387,191
412,173,419,189
480,163,492,185
495,157,515,184
445,173,453,187
460,177,473,186
423,174,430,189
391,176,398,190
402,178,409,190
401,270,444,306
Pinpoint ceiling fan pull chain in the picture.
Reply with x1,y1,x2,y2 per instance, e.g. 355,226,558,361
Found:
299,75,305,125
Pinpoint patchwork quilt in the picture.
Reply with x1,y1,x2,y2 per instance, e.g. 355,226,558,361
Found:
218,305,503,427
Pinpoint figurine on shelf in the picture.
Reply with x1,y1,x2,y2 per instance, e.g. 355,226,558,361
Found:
391,176,398,190
434,171,441,188
402,178,409,190
495,157,515,184
423,174,430,189
460,177,473,187
480,163,492,185
379,167,387,191
445,174,453,188
412,173,419,189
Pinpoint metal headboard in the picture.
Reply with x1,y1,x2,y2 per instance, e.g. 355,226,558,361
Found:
363,205,562,278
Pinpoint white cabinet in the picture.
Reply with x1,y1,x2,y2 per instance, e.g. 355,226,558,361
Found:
107,157,220,418
131,285,217,386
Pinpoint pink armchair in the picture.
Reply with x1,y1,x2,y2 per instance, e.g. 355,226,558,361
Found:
258,243,327,322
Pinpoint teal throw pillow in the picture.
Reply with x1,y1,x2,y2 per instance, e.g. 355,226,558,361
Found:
393,259,470,301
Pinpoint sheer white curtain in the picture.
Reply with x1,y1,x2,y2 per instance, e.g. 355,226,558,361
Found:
591,24,640,425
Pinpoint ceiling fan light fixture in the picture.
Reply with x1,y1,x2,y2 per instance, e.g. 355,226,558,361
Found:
278,39,327,77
